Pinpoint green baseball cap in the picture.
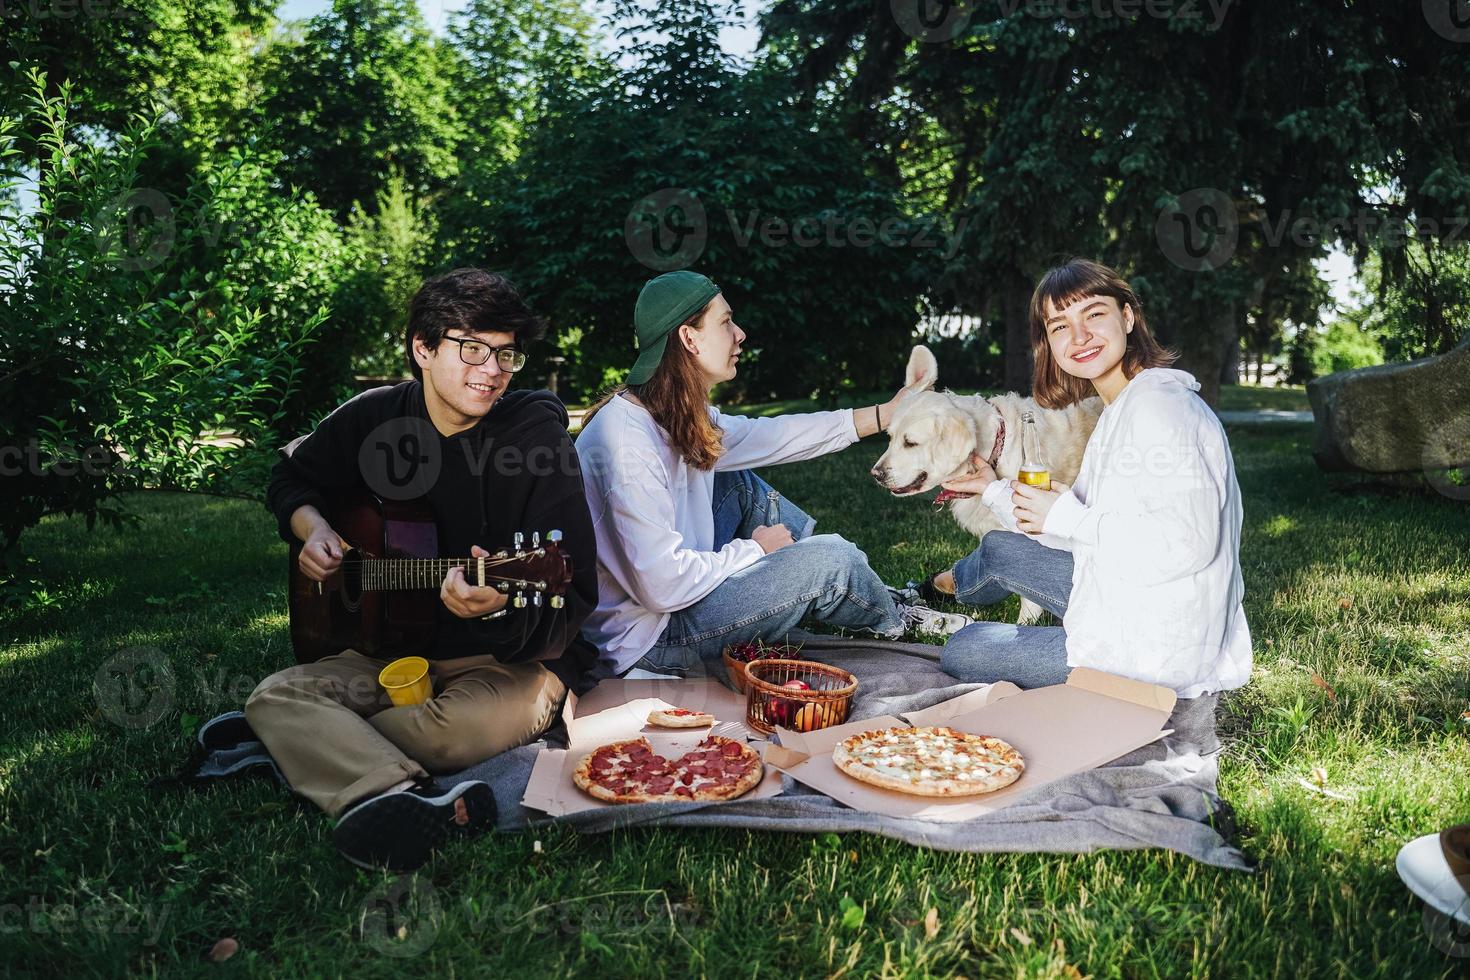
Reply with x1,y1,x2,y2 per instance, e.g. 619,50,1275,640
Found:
627,271,721,385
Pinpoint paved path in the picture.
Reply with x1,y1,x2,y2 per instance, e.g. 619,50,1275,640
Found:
1216,409,1314,424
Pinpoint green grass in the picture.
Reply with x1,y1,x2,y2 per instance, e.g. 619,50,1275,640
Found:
708,383,1311,418
2,423,1468,977
1216,385,1311,413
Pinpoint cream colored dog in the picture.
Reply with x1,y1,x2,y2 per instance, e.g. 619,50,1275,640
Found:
870,345,1103,623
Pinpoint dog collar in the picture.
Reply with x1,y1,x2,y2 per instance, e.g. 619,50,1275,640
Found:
933,404,1007,508
986,406,1006,470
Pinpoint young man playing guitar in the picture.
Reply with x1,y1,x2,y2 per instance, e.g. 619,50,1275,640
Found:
243,269,597,871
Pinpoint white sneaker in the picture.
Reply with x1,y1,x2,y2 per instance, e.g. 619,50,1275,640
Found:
897,603,973,637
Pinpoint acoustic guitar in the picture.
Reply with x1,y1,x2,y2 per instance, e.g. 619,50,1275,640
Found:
288,488,573,663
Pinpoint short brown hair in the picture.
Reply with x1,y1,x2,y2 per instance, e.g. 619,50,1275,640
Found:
1029,258,1178,408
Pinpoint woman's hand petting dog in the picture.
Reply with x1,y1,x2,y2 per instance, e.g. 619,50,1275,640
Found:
441,545,512,619
752,524,796,554
1011,481,1071,535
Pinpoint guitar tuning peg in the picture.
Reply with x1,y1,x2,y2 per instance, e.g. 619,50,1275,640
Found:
550,595,564,609
513,531,524,550
532,592,542,607
547,529,563,544
532,531,540,548
513,593,527,609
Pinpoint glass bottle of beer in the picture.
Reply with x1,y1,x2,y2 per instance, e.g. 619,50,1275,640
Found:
1018,412,1051,488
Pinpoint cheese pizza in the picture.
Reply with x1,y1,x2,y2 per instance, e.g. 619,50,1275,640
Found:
832,726,1023,797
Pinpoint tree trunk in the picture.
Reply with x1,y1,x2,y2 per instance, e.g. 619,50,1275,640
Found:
1002,272,1033,394
1175,305,1235,408
1220,328,1241,388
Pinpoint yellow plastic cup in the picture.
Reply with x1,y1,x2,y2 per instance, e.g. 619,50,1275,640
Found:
378,656,432,706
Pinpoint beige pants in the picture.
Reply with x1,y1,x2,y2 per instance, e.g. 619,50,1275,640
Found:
245,650,567,817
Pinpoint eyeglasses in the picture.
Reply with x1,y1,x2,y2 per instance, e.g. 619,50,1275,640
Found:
440,335,528,373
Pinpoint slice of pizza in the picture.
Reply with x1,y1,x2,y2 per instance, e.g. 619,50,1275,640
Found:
647,707,716,729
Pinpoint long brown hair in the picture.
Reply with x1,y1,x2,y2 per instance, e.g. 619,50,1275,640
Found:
1028,258,1178,409
583,301,725,469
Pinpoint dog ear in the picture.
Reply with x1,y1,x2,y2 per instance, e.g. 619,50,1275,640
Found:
905,345,938,391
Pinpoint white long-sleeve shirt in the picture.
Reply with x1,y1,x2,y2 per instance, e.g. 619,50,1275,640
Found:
979,368,1252,698
577,393,860,673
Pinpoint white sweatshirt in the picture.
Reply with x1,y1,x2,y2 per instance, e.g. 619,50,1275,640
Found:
978,368,1252,698
577,394,860,673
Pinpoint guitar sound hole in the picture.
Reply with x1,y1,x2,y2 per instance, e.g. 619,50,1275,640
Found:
341,549,363,611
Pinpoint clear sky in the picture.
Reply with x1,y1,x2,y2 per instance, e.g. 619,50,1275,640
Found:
275,0,763,56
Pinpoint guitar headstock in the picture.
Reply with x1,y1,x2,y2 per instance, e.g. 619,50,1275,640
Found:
479,530,573,609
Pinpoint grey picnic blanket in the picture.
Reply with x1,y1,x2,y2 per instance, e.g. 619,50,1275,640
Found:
449,634,1251,871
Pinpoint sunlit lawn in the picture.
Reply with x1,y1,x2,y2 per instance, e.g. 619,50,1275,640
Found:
1,420,1466,976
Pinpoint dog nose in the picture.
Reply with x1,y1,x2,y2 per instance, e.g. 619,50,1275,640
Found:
870,465,886,483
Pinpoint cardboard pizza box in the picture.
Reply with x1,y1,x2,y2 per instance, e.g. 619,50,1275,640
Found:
520,678,784,817
762,668,1177,822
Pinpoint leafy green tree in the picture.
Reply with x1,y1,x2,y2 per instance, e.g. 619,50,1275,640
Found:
345,172,438,376
1307,316,1385,379
446,0,599,166
439,0,931,403
1360,240,1470,361
257,0,463,219
0,0,273,142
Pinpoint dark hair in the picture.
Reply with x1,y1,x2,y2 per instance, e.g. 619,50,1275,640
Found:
1029,258,1178,408
582,298,725,470
404,269,547,381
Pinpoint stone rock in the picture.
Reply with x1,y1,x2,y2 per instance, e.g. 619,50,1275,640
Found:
1308,333,1470,473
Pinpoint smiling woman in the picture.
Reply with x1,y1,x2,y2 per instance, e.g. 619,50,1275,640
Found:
1031,260,1178,408
937,258,1253,699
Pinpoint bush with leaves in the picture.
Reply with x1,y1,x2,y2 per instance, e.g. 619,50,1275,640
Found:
0,74,357,595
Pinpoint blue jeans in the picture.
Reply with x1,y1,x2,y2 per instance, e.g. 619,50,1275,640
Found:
634,470,903,679
941,532,1074,689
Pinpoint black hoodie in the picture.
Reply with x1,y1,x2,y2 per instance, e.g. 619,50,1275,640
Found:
266,382,599,692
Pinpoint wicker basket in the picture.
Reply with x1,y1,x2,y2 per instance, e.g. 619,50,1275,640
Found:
744,659,857,736
721,643,803,695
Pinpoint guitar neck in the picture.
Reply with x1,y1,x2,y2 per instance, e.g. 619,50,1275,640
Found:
354,557,540,592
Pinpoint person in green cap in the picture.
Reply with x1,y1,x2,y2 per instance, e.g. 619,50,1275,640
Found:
574,271,973,681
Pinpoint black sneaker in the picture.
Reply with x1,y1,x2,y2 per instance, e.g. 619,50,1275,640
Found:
332,779,497,872
197,711,260,752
